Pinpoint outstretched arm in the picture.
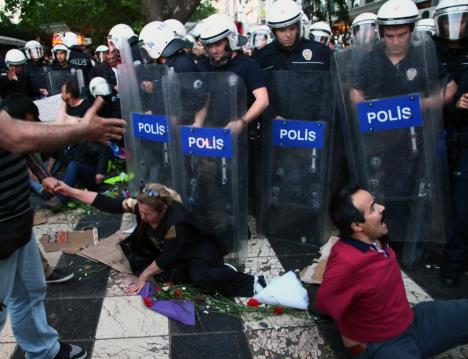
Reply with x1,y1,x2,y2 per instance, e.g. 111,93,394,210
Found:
0,97,125,153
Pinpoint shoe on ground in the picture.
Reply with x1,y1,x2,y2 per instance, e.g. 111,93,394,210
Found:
440,272,458,288
53,342,87,359
253,275,269,295
224,263,238,272
46,268,74,284
41,197,64,212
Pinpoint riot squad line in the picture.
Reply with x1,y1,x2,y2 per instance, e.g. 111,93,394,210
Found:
1,0,468,357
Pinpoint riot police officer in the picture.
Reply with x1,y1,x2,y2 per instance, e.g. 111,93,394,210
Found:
0,49,29,97
253,0,332,71
62,31,93,84
94,45,109,64
24,40,50,99
108,23,143,65
442,69,468,287
51,44,72,71
433,0,468,84
310,21,333,47
198,13,268,129
139,21,197,73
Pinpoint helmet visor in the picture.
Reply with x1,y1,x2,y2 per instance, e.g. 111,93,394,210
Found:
97,52,107,63
352,23,378,45
27,47,43,60
436,11,468,40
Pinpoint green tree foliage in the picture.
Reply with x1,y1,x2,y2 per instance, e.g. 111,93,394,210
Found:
189,0,216,22
1,0,144,46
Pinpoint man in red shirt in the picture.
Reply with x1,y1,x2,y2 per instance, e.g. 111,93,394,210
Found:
316,185,468,358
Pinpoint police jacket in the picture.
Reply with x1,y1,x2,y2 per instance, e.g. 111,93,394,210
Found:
450,69,468,147
26,60,50,99
0,71,30,98
91,195,228,275
69,47,93,84
352,43,429,99
253,38,332,71
434,37,468,84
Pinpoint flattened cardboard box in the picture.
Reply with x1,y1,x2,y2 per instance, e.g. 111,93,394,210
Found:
40,228,98,254
78,230,132,274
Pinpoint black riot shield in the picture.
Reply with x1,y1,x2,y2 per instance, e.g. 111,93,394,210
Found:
163,72,248,265
332,32,450,266
46,69,85,96
258,70,337,246
118,62,171,192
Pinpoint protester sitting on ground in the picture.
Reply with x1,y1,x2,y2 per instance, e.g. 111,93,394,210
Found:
315,184,468,358
52,181,268,296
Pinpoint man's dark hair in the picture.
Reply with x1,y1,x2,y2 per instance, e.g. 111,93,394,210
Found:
329,184,367,236
64,80,80,99
4,94,39,121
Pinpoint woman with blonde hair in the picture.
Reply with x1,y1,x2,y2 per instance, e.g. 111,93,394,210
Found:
53,181,267,296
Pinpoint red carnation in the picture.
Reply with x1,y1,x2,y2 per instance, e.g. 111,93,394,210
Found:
174,288,182,298
247,298,260,307
274,306,284,315
143,297,153,308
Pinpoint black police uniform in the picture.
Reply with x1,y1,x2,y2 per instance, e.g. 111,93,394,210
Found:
253,38,332,71
166,52,198,73
68,47,93,85
434,37,468,84
198,53,266,215
443,68,468,282
25,60,50,99
352,43,432,242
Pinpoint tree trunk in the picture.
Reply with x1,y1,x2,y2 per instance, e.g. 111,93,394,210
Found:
140,0,201,23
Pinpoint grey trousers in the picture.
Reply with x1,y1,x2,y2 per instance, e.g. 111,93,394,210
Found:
355,300,468,359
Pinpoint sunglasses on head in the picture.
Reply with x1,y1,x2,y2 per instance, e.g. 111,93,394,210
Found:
140,186,160,198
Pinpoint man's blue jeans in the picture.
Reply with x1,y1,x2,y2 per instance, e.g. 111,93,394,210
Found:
354,300,468,358
0,236,60,359
57,160,98,203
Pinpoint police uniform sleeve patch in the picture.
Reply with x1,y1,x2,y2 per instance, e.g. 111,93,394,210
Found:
164,225,176,240
302,49,312,61
122,198,138,212
406,68,417,81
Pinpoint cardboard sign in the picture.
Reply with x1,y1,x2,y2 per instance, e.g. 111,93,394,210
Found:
34,94,62,122
78,230,132,273
272,119,326,149
356,94,423,133
180,126,233,158
132,112,169,142
40,228,98,254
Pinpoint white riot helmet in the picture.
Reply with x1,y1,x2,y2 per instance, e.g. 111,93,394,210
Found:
351,12,379,45
415,18,436,36
310,21,332,45
164,19,187,40
433,0,468,40
139,21,191,62
95,45,109,63
200,14,240,51
62,32,79,48
250,25,274,50
377,0,419,36
266,0,303,31
51,44,70,61
108,24,136,51
89,77,112,98
24,40,44,60
5,49,27,67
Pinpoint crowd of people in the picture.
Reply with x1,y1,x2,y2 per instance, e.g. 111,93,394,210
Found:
1,0,468,357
